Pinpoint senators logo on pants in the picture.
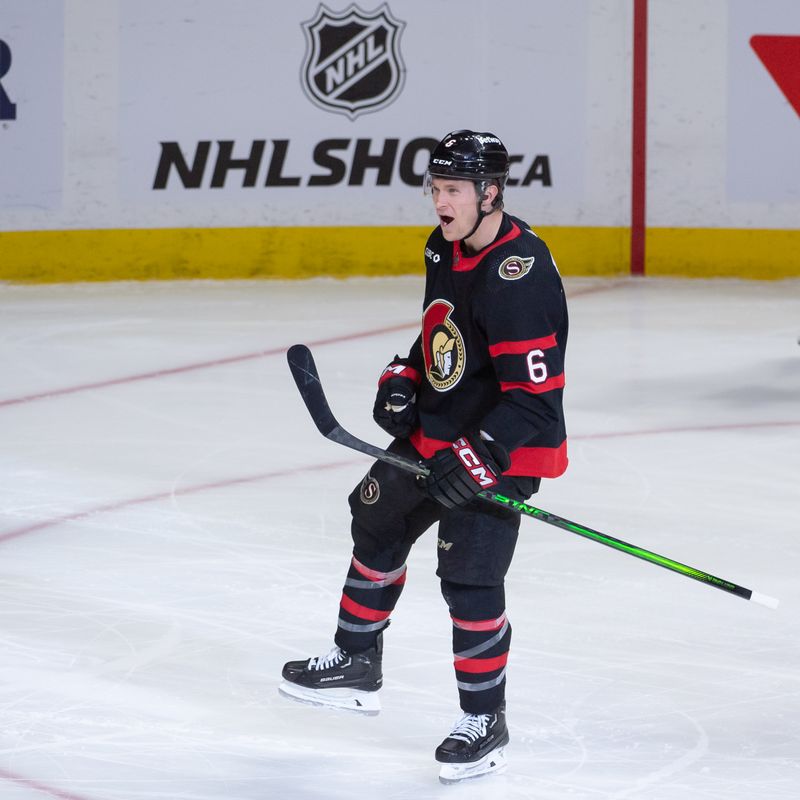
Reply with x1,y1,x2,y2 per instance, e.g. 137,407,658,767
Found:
360,472,381,504
422,300,465,391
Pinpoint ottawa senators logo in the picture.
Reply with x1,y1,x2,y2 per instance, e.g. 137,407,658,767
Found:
422,300,465,391
360,472,380,504
498,255,535,280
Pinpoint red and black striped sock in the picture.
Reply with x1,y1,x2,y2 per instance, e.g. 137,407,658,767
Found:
334,555,407,653
451,611,511,713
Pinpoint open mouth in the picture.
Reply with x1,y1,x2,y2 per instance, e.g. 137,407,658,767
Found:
439,215,454,228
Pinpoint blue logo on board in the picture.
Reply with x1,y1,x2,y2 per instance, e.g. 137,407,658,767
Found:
0,39,17,120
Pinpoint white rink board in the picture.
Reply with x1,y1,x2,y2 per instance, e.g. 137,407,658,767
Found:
0,0,64,211
116,1,592,227
0,0,798,234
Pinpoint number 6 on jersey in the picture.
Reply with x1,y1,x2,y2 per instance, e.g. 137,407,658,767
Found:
526,349,548,383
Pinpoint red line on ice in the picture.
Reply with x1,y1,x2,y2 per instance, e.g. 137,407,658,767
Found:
0,282,622,409
0,321,420,408
574,420,800,439
0,459,356,545
3,419,797,546
0,767,97,800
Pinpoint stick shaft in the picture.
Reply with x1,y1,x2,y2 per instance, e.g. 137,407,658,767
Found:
286,344,778,609
482,491,753,600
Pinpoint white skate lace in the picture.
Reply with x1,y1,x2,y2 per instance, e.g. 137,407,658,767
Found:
308,646,346,671
447,712,490,743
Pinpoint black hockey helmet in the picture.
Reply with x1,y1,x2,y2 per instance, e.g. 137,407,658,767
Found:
425,130,510,216
427,130,510,182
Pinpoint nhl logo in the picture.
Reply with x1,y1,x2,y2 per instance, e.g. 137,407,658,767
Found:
300,3,406,120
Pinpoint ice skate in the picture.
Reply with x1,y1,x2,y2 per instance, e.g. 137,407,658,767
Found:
435,702,509,784
278,635,383,715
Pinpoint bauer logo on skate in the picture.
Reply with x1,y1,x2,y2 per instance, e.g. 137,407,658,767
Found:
300,4,406,120
422,300,465,391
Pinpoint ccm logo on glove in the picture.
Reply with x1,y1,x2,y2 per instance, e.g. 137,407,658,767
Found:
418,433,507,508
452,438,499,488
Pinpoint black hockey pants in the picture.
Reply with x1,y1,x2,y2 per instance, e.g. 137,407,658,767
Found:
334,439,538,713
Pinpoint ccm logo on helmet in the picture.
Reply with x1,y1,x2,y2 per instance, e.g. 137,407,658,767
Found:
452,438,499,488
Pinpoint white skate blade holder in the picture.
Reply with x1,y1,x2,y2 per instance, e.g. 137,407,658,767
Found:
438,746,508,785
278,680,381,716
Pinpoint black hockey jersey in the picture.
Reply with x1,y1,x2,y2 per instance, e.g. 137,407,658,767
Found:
403,212,568,479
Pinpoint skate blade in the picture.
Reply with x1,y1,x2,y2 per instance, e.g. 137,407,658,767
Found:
438,747,508,785
278,681,381,716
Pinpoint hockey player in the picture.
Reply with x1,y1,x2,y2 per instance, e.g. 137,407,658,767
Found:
280,130,569,784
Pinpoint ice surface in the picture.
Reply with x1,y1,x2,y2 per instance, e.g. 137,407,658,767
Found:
0,276,798,799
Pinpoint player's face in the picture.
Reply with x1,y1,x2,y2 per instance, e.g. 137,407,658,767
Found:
430,177,480,241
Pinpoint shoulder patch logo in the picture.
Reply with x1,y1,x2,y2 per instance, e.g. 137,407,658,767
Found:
422,299,465,392
498,256,535,281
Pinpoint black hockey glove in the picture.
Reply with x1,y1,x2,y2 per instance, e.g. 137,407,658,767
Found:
372,360,421,439
418,434,510,509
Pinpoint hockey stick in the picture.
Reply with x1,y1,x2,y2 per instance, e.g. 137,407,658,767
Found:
287,344,779,610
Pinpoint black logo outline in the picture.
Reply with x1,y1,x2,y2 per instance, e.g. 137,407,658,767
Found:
300,3,406,120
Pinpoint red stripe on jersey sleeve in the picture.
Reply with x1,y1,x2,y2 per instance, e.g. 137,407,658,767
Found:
507,440,568,478
410,429,452,459
500,374,565,395
488,334,558,357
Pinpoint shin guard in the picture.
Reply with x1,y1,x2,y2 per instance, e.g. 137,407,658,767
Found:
334,555,407,653
442,581,511,714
